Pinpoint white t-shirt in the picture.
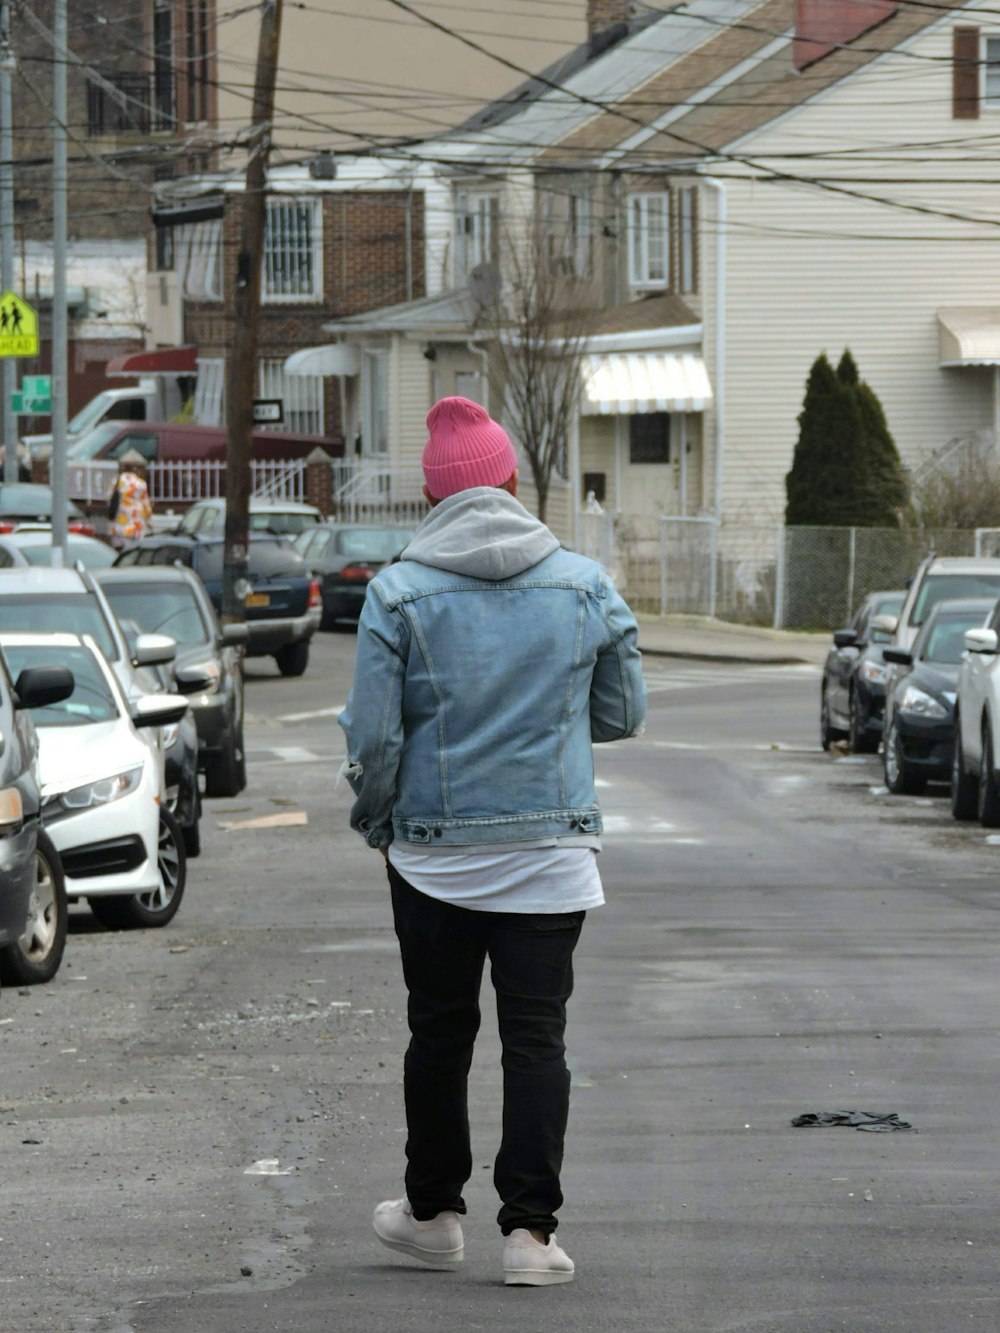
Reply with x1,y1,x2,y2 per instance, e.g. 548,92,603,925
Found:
388,843,605,914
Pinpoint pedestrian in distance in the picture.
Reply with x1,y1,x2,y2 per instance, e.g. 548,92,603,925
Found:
340,396,646,1287
107,449,153,550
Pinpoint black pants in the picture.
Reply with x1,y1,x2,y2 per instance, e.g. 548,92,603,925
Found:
387,864,585,1237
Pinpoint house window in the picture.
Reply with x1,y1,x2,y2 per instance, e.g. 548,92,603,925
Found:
629,413,670,464
258,359,325,435
627,192,670,291
361,350,389,454
677,186,698,294
193,357,225,426
457,192,500,281
264,198,323,302
176,218,222,300
86,70,151,136
185,0,212,123
544,186,593,279
985,35,1000,103
153,0,175,130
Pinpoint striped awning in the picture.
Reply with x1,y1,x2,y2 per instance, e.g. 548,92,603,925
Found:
582,352,713,415
938,308,1000,367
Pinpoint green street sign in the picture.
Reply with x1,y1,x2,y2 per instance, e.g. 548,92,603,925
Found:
22,374,50,397
11,390,52,414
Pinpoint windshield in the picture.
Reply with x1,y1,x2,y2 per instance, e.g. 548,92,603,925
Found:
1,642,119,726
249,511,319,535
67,421,125,460
337,527,414,561
67,392,115,438
101,582,211,647
20,538,116,569
912,574,1000,627
0,593,117,659
920,613,987,664
195,541,305,581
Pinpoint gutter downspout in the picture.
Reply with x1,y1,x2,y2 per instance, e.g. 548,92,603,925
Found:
701,176,727,532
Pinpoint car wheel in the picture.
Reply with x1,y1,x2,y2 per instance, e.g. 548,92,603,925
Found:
951,719,978,821
182,815,201,859
275,640,309,677
0,830,67,985
848,689,878,754
820,688,834,750
204,732,246,799
883,718,925,795
978,724,1000,827
88,810,187,930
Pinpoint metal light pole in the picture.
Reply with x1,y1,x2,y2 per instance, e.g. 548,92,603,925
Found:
0,0,17,483
50,0,67,563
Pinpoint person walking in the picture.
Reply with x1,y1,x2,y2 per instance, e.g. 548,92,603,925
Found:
340,396,646,1287
107,450,153,549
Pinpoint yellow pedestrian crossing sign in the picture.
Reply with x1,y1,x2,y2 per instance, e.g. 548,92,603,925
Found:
0,292,40,358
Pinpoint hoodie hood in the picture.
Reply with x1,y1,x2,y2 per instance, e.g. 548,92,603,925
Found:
401,487,560,581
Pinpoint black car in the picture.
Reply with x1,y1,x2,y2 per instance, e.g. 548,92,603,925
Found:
294,523,415,628
881,598,996,795
95,567,248,800
821,589,905,752
0,656,74,988
115,534,321,677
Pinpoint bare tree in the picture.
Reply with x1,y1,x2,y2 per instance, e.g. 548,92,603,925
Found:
909,433,1000,529
480,219,596,524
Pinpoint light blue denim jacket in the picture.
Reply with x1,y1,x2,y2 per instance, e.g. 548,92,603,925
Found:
339,488,646,851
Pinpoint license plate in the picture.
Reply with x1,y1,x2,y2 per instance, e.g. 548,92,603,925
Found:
246,592,270,607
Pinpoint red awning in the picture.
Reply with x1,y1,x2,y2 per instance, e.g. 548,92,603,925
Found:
106,345,199,377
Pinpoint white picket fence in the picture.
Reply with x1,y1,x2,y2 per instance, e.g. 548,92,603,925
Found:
68,458,308,507
331,461,426,526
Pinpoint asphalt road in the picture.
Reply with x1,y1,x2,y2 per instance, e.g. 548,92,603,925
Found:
4,635,1000,1332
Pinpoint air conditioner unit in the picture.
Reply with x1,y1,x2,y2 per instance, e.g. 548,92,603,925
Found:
145,270,183,346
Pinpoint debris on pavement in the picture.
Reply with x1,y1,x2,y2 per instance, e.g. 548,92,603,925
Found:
219,811,308,832
791,1110,913,1132
243,1158,294,1175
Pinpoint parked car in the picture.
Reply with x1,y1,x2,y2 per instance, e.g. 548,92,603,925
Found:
0,633,189,930
66,422,340,467
294,522,415,628
115,534,321,676
22,378,165,464
176,497,324,539
0,484,93,535
876,555,1000,650
95,566,248,799
0,656,74,987
880,598,995,795
951,596,1000,825
821,589,904,751
0,530,115,570
0,566,202,855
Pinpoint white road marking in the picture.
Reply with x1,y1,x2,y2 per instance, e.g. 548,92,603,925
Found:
219,811,308,831
643,664,819,694
278,705,345,723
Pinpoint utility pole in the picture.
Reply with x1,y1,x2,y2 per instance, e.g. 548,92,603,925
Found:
222,0,283,620
0,0,17,484
50,0,68,565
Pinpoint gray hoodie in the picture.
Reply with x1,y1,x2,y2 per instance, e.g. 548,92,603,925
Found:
401,486,559,581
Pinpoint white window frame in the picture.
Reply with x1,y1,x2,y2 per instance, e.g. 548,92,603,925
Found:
983,34,1000,106
543,185,593,279
257,358,325,435
456,191,500,282
177,218,222,301
263,197,323,303
361,349,390,455
627,191,670,292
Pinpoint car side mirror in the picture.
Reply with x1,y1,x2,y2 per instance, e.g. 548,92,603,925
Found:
173,663,215,694
871,613,898,636
13,666,74,710
965,627,999,655
220,622,250,647
129,693,189,729
132,632,176,667
833,628,857,649
883,646,912,666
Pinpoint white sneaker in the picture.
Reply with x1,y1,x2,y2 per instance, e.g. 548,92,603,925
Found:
373,1198,464,1267
503,1229,575,1286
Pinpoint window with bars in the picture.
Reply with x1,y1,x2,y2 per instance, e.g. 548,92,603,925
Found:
176,219,222,300
153,0,175,130
185,0,212,123
258,360,325,436
456,192,500,282
264,199,323,302
193,357,225,426
86,71,151,136
629,413,671,464
627,192,670,291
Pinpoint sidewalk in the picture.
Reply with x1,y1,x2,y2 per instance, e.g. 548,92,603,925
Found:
636,613,829,666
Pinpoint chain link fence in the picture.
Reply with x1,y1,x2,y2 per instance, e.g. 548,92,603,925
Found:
575,510,983,629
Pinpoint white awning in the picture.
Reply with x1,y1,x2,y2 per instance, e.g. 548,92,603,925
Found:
582,352,712,415
938,308,1000,366
283,343,361,377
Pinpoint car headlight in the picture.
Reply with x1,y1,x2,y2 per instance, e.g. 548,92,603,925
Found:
860,660,888,685
161,722,181,748
898,684,948,719
0,786,24,834
45,767,143,821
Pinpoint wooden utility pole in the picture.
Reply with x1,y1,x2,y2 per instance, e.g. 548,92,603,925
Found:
222,0,283,620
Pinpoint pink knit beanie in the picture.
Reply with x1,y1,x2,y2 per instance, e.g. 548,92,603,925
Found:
422,396,518,500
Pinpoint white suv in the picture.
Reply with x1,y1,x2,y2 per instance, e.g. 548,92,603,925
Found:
952,600,1000,825
876,555,1000,651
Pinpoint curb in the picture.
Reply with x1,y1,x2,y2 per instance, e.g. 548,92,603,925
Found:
639,646,819,667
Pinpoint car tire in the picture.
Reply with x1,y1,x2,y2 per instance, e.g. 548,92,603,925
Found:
951,719,978,821
883,718,925,795
88,809,187,930
182,815,201,859
978,724,1000,828
820,688,844,751
275,641,309,677
204,732,246,799
0,830,68,985
849,689,878,754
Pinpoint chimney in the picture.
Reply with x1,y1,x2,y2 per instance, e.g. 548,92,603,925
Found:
587,0,632,55
794,0,898,71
